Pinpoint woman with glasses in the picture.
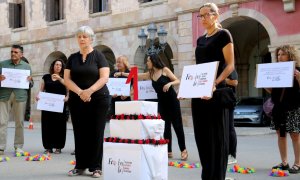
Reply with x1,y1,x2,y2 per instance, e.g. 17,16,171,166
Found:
193,2,235,180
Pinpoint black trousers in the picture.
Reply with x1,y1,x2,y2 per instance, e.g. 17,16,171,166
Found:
228,108,237,158
192,98,229,180
159,99,186,153
69,95,109,171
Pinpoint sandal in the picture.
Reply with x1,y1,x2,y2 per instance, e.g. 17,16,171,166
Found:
289,164,300,174
54,149,61,154
168,152,173,158
92,170,102,178
44,149,53,154
181,149,188,161
68,169,84,176
272,162,290,170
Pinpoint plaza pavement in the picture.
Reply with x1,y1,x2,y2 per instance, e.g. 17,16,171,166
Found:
2,121,299,180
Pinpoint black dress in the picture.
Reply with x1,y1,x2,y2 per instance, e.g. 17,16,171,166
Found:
41,74,67,150
109,69,131,115
193,29,233,180
66,49,109,172
152,74,186,153
271,68,300,136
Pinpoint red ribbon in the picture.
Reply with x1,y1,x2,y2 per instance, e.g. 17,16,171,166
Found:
126,67,138,100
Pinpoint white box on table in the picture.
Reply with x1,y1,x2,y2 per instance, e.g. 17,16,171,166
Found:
110,120,165,140
103,142,168,180
115,101,158,116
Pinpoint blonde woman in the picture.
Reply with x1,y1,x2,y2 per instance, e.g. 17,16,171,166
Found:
109,55,131,114
266,45,300,174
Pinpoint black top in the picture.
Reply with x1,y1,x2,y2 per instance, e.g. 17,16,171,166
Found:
152,75,177,100
195,29,233,87
42,74,66,95
66,49,109,98
271,67,300,111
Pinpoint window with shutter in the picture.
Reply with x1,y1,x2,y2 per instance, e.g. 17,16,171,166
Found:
8,2,25,29
46,0,64,22
89,0,108,13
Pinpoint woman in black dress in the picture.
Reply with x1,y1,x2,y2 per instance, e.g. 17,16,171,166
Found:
36,59,68,154
109,55,131,115
64,26,110,178
115,54,188,160
193,3,235,180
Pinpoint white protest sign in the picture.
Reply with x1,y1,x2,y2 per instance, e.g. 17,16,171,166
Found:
107,78,131,96
37,92,65,113
177,61,219,98
138,80,157,100
255,61,295,88
1,68,30,89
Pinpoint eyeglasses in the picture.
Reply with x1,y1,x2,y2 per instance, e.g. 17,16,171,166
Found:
197,13,215,19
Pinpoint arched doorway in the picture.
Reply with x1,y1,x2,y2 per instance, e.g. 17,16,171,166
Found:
94,45,116,72
44,51,67,73
221,16,270,98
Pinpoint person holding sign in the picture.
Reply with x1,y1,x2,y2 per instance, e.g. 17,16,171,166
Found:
109,55,131,115
265,45,300,174
193,3,235,180
36,59,68,154
115,54,188,161
0,45,33,155
64,26,109,178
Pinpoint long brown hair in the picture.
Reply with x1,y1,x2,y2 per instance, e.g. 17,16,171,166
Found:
49,59,65,77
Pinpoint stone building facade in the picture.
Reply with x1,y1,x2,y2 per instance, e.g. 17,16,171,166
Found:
0,0,299,125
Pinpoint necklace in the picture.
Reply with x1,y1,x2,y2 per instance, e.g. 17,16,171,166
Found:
205,28,219,38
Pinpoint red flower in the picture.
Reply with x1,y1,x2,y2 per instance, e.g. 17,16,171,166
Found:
120,114,125,120
145,139,150,144
126,115,130,119
138,114,143,119
138,140,143,144
131,140,135,144
151,139,156,144
119,139,123,143
157,114,161,119
146,115,151,119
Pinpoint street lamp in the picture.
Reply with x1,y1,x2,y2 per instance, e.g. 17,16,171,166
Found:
138,22,168,55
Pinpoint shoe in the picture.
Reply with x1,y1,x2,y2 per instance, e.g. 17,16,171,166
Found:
44,149,53,154
0,150,4,155
181,150,188,161
54,149,61,154
272,162,290,170
289,164,300,174
15,148,24,154
71,150,75,155
168,152,173,158
92,170,102,178
228,155,237,165
68,169,84,176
